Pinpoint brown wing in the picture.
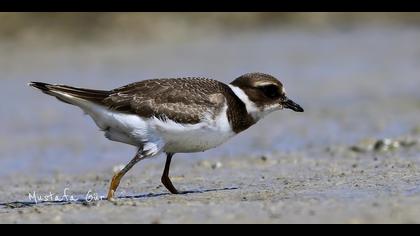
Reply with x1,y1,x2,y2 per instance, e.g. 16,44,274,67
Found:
103,78,227,124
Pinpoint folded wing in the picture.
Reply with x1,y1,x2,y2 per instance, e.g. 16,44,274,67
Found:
103,78,227,124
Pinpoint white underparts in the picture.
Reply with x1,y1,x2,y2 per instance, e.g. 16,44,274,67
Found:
51,91,235,157
153,103,234,153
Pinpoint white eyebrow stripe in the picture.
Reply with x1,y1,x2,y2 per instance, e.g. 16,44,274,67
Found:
255,82,277,87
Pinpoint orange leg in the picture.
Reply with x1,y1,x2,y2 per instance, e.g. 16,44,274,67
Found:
107,150,144,201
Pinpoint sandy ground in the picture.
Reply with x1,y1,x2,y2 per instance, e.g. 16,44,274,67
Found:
1,24,420,223
1,136,420,224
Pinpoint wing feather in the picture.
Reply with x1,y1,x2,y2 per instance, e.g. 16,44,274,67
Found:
103,78,227,124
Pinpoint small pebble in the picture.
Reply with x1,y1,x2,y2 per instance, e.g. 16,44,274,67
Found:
374,139,400,152
211,162,222,170
33,208,42,214
260,155,268,162
350,146,367,153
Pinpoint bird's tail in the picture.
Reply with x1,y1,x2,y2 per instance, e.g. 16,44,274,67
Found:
28,82,111,106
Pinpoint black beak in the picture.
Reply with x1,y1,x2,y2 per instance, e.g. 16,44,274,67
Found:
283,98,304,112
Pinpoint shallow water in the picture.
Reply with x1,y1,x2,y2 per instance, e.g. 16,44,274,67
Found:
1,26,420,178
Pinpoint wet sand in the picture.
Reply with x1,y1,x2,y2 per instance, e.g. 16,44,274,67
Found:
1,25,420,223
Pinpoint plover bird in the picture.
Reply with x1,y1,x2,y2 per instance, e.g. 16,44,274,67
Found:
29,72,303,200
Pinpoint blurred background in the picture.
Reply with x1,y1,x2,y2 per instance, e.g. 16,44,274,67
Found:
1,13,420,178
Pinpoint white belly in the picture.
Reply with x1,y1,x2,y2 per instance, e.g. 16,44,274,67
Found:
81,101,235,155
153,104,235,153
157,118,235,153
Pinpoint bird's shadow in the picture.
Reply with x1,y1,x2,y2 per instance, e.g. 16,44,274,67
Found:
0,187,239,210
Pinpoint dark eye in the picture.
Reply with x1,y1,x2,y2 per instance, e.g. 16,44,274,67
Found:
260,85,280,99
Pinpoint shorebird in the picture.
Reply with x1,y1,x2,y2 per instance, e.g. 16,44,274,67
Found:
29,72,304,200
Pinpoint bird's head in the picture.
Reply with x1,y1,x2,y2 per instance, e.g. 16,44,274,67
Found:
229,72,304,121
